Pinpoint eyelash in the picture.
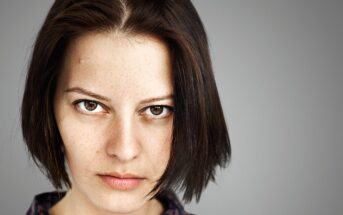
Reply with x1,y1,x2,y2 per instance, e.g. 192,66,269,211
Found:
141,105,173,119
73,99,173,119
73,99,106,114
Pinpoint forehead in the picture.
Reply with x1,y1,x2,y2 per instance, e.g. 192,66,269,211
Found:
59,32,173,102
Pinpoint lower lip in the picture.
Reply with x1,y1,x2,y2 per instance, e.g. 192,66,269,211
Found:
99,175,143,190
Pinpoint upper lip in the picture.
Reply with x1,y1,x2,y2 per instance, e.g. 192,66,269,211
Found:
99,172,144,179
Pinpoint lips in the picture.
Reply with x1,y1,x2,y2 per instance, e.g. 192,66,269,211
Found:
98,173,144,190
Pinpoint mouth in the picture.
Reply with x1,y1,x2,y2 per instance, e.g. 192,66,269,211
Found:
98,173,145,190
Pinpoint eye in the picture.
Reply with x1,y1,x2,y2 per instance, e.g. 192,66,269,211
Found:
142,105,173,119
74,100,106,114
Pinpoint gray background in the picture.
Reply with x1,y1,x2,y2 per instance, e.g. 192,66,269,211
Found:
0,0,342,214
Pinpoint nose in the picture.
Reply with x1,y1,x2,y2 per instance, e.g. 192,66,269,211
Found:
105,115,141,161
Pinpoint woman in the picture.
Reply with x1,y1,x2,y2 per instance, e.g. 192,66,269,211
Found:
21,0,231,214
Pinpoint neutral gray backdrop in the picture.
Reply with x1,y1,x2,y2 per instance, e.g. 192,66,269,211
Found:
1,0,342,214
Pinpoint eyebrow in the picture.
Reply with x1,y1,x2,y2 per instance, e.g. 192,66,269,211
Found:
65,87,111,102
65,87,173,104
139,94,174,105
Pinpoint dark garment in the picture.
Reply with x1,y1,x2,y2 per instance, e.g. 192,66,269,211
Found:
26,190,192,215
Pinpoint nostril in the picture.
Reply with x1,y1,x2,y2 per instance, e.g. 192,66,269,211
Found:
104,126,140,161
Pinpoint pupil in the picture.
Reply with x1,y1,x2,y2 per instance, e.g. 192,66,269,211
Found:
150,106,163,115
85,101,97,111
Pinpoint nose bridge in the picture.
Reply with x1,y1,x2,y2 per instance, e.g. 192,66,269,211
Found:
106,112,140,161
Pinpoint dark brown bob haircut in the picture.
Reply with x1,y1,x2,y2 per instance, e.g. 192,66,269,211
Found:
21,0,231,202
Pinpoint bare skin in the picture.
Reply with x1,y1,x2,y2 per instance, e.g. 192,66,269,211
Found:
51,32,173,215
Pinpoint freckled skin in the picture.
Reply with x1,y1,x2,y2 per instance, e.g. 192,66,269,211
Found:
51,32,173,215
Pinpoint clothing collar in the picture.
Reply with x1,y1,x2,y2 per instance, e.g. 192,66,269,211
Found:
26,190,192,215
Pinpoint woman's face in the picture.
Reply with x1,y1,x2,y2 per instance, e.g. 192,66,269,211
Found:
54,32,173,214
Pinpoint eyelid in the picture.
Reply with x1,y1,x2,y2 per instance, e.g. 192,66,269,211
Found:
140,105,174,119
72,99,108,114
71,99,173,118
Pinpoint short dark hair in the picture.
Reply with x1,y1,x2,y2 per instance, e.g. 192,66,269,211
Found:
21,0,231,202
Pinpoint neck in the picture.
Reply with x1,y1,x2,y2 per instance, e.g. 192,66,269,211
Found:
49,189,164,215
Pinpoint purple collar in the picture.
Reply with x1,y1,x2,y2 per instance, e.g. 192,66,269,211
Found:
26,190,192,215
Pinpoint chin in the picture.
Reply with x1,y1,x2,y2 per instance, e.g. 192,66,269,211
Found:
86,187,150,213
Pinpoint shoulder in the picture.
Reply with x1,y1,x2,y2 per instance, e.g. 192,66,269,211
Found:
157,190,194,215
26,191,193,215
26,192,66,215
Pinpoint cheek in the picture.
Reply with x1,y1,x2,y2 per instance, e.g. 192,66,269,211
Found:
56,115,105,173
139,122,172,174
